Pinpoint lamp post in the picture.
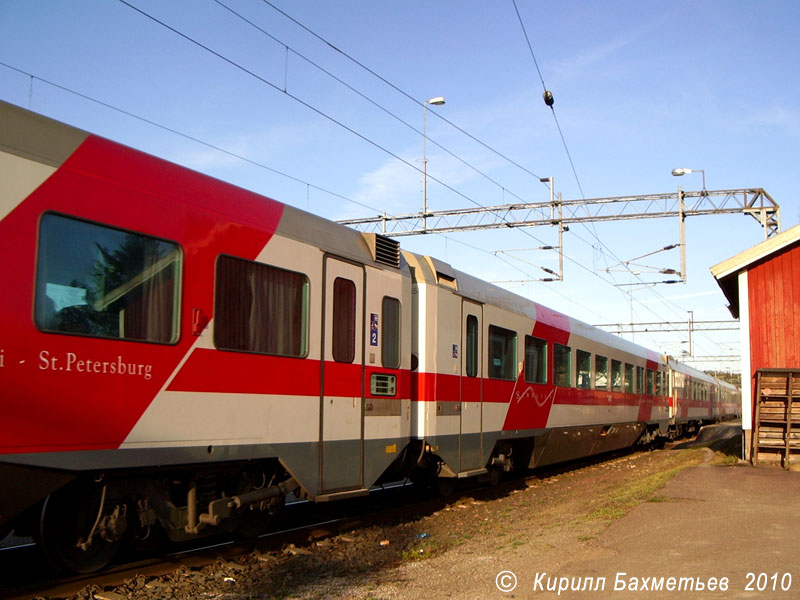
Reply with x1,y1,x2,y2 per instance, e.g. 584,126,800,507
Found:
671,167,706,192
423,96,445,230
672,167,706,284
670,167,704,285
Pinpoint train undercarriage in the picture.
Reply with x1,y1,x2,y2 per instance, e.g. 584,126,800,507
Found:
6,418,715,573
12,460,294,573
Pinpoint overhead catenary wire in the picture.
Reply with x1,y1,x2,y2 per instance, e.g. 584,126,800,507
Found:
0,61,383,215
10,3,726,363
259,0,549,188
509,0,728,359
261,0,732,362
509,0,707,335
212,0,538,212
226,0,699,332
115,0,707,350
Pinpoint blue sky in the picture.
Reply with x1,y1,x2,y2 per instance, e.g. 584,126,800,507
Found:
2,0,798,372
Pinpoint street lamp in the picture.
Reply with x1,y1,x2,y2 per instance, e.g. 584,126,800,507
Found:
423,97,446,226
670,167,704,285
671,167,706,191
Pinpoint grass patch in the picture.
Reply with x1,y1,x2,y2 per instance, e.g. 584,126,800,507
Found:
714,453,740,466
647,495,669,503
587,449,704,521
400,538,443,561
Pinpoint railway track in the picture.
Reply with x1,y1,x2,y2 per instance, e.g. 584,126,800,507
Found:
0,441,678,600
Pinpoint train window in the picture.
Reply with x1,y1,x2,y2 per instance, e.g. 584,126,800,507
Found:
554,343,571,387
332,278,356,363
576,350,591,389
524,335,547,384
611,360,622,392
595,355,609,390
215,255,309,357
381,296,401,368
647,369,655,395
466,315,479,377
488,325,517,381
636,366,644,394
35,213,181,343
624,363,634,393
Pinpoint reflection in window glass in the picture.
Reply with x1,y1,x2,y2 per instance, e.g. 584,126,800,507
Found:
524,336,547,384
576,350,591,389
611,359,622,392
637,366,645,394
647,369,655,395
332,278,356,363
595,355,609,390
554,343,571,387
624,363,634,393
215,255,308,357
382,296,400,368
35,213,181,343
488,325,516,381
466,315,479,377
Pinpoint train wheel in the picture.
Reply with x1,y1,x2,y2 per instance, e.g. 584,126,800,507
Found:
37,481,125,573
487,467,502,487
435,476,457,497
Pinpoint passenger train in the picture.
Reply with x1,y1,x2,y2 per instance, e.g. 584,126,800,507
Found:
0,101,739,572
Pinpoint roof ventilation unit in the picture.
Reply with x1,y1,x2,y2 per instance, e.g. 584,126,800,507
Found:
363,233,401,268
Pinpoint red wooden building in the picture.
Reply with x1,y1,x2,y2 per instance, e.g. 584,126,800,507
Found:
711,224,800,464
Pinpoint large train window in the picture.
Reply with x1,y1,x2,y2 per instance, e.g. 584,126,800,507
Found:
215,255,308,357
524,335,546,384
35,213,181,343
624,363,634,393
554,343,571,387
576,350,591,389
488,325,516,381
647,369,655,395
595,355,609,389
382,296,401,368
611,360,622,391
636,366,644,394
466,315,479,377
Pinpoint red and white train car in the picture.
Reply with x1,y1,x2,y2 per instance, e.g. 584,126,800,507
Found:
0,101,737,572
666,359,738,438
0,100,414,570
405,253,672,487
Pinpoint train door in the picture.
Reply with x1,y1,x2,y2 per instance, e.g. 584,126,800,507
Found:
460,300,483,471
320,256,365,493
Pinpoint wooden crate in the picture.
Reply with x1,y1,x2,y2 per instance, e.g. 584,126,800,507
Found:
753,369,800,468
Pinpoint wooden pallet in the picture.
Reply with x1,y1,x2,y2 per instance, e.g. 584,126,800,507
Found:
753,369,800,468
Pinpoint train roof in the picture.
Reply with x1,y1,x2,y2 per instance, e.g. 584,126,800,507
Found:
666,356,718,383
405,250,665,364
